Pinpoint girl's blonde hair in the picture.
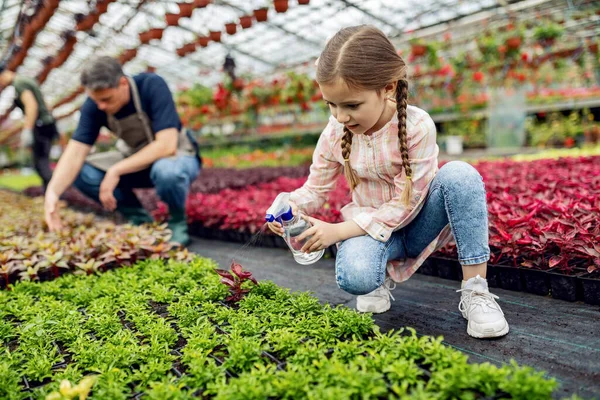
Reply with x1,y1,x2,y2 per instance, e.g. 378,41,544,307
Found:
316,25,412,206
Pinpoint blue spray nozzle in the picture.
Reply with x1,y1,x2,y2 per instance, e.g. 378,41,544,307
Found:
265,192,295,223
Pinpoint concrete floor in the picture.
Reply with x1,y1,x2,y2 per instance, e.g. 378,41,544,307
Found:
190,237,600,399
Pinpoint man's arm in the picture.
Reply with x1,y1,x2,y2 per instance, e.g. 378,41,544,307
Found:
46,140,92,196
44,140,92,231
108,128,178,176
20,90,38,130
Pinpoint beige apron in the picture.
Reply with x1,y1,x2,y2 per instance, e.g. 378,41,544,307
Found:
86,76,196,172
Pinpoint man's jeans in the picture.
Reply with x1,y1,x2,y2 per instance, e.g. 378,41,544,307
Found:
73,155,200,211
335,161,490,295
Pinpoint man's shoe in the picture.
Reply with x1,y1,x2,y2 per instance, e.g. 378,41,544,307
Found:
356,276,396,313
457,275,509,338
168,209,190,246
119,207,154,226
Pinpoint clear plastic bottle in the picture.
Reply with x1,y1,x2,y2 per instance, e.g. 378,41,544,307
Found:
283,212,325,265
265,192,325,265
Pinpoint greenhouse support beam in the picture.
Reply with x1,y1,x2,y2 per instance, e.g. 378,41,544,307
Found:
338,0,399,32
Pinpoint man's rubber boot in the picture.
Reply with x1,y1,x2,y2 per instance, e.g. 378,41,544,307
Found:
119,207,154,226
168,209,190,246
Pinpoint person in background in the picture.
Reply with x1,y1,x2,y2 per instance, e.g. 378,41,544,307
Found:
43,56,201,245
0,62,59,192
267,25,508,339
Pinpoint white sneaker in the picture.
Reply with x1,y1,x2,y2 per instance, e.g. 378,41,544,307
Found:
356,277,396,313
457,275,509,338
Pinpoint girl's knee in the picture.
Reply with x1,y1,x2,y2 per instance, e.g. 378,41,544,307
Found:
335,247,385,295
437,161,483,189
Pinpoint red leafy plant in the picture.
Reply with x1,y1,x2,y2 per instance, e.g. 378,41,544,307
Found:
215,261,259,302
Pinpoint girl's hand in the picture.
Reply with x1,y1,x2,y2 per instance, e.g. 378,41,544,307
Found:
298,215,341,253
267,200,298,236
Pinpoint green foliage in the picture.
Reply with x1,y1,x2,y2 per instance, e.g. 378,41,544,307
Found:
0,257,558,398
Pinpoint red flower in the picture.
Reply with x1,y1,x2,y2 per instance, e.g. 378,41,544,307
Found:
473,71,485,83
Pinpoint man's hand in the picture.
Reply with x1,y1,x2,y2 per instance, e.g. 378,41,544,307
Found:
266,200,298,236
20,128,34,147
99,168,120,211
297,216,342,253
44,190,62,231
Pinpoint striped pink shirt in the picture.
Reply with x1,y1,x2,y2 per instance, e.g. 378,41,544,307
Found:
290,105,454,282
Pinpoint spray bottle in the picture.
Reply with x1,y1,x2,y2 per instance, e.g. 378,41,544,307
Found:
265,192,325,265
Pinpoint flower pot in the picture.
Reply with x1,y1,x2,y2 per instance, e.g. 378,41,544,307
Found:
165,13,181,26
239,15,253,29
493,263,523,291
194,0,211,7
298,0,310,4
225,22,237,35
520,267,550,296
411,44,427,57
178,2,195,18
538,38,555,48
196,36,210,47
547,268,585,302
176,47,186,57
96,0,110,14
433,256,462,281
505,36,522,50
209,30,221,42
183,42,196,53
274,0,289,13
253,7,268,22
579,271,600,306
138,30,153,44
149,27,164,40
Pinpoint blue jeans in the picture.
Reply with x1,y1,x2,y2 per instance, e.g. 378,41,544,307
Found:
73,156,200,211
335,161,490,295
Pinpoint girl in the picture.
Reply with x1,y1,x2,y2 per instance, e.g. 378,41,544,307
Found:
267,25,508,339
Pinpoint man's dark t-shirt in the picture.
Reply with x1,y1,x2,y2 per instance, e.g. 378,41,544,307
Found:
72,73,181,145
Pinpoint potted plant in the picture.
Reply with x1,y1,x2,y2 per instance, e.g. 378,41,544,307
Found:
533,21,564,48
274,0,289,13
165,13,181,26
225,22,237,35
254,7,268,22
197,36,210,47
178,2,195,18
138,30,153,44
239,15,253,29
149,27,164,40
209,30,222,42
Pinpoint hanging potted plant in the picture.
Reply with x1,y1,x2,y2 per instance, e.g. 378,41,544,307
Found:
62,30,77,52
138,30,153,44
196,36,210,47
225,22,237,35
183,42,196,54
254,7,268,22
165,13,181,26
239,15,253,29
96,0,111,14
533,21,564,48
409,38,427,57
149,27,164,40
178,2,194,18
274,0,289,13
209,30,222,42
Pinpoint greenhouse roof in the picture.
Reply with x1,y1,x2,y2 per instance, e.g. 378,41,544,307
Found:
0,0,556,121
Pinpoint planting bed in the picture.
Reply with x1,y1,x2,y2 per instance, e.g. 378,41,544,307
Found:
1,257,560,399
